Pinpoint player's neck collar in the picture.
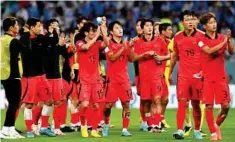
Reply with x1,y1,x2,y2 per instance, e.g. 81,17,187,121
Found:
183,28,197,37
143,34,154,42
111,37,123,44
205,32,218,39
5,32,16,37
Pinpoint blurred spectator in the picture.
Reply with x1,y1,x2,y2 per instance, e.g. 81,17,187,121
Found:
1,1,235,53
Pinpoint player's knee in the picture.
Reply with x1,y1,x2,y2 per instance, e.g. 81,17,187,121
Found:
37,102,44,108
81,101,89,108
54,101,62,107
221,103,230,112
71,99,78,105
161,97,169,105
44,100,53,106
122,102,130,110
205,104,214,110
153,96,161,104
25,103,34,109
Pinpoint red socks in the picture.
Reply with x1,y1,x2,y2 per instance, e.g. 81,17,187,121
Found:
41,105,52,128
191,101,201,130
60,102,67,125
33,106,42,125
53,104,67,129
205,109,216,133
145,113,152,126
99,102,105,123
140,102,145,122
79,107,87,126
24,108,33,132
122,111,131,128
177,100,187,130
90,108,100,130
25,120,33,131
152,113,161,126
71,111,79,124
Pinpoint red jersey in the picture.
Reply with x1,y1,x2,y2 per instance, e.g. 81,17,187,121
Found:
75,40,102,84
67,46,75,68
134,36,164,81
173,30,204,78
105,39,131,83
158,37,170,75
199,33,228,81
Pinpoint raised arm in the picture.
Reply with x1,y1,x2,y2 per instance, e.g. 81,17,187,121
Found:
198,37,227,54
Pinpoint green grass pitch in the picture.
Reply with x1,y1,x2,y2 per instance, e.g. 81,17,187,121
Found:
1,108,234,142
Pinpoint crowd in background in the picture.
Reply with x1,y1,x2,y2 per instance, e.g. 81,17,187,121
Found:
1,1,235,83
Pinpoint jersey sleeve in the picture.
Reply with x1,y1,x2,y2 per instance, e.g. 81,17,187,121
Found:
133,40,141,54
173,38,179,53
75,40,85,52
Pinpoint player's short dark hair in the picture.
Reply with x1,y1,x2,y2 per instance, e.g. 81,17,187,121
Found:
180,10,193,21
108,21,123,31
77,16,89,24
79,22,98,36
140,19,154,29
27,18,40,29
159,23,172,34
200,12,216,25
192,11,199,19
68,28,77,35
3,17,18,32
136,18,145,24
44,18,59,31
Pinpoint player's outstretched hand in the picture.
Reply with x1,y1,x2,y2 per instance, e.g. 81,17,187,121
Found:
100,25,108,37
101,16,107,26
226,29,231,39
97,26,101,36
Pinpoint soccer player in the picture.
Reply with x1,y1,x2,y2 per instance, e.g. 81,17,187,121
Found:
43,19,74,135
169,10,204,140
60,28,79,132
184,12,207,137
198,12,234,141
69,16,89,131
133,19,170,132
0,17,25,139
102,21,133,136
74,20,108,138
131,18,148,131
154,22,161,37
19,18,55,138
158,23,172,129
